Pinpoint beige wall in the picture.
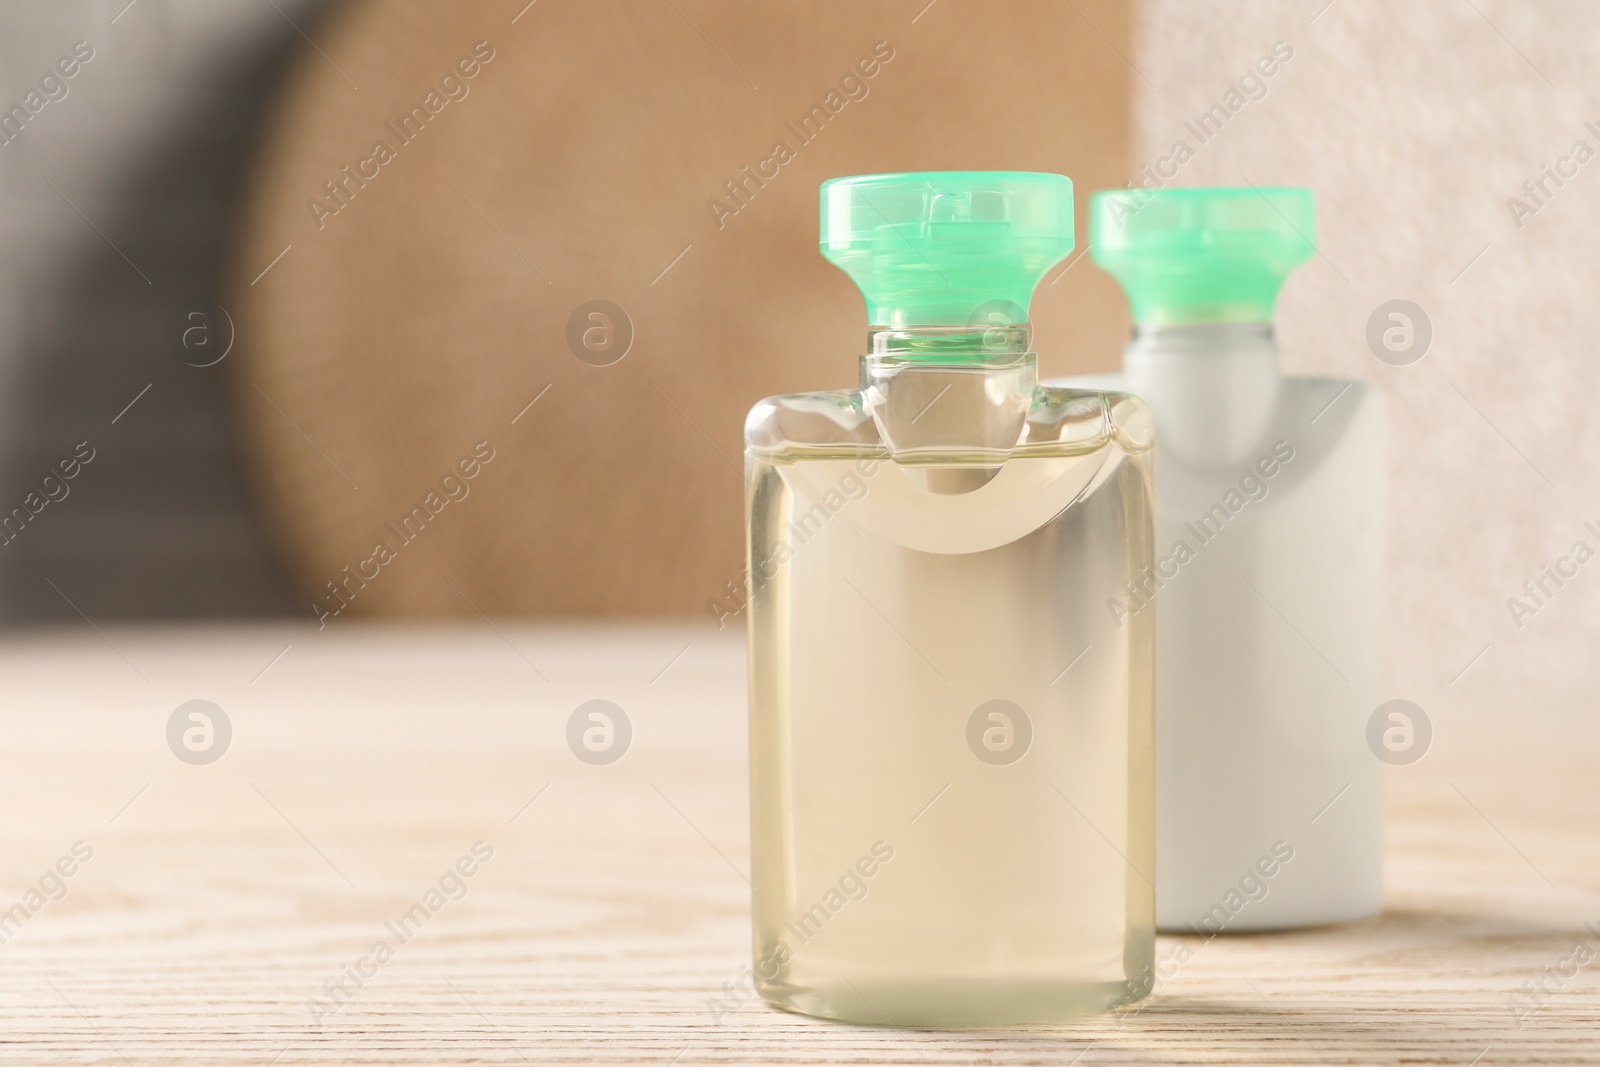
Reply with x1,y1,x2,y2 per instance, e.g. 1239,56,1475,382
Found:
231,0,1135,621
1132,2,1600,704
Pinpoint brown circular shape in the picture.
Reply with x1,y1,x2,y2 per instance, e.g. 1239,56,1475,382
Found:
230,0,1132,619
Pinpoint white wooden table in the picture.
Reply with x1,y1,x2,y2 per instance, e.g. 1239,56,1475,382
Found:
0,624,1595,1064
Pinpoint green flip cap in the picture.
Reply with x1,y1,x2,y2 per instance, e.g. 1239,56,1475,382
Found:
821,171,1074,328
1091,187,1315,325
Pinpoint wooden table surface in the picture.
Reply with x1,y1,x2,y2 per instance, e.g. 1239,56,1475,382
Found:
1,623,1595,1065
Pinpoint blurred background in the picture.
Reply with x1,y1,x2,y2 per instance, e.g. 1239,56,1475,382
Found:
0,0,1593,708
0,0,321,620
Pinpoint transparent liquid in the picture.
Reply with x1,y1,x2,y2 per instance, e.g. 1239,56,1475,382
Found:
746,426,1156,1026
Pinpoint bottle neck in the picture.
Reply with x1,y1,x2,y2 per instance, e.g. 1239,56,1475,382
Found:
1124,321,1282,469
864,323,1035,362
1127,320,1277,358
859,325,1036,490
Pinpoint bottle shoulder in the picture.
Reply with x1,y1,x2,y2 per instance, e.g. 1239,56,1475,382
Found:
1052,370,1384,447
745,385,1154,460
1054,369,1381,399
1281,375,1387,434
744,389,875,455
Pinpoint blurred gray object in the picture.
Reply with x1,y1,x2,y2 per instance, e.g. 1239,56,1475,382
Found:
0,0,326,622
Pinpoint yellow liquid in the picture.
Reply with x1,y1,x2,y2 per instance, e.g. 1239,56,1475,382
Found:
746,444,1156,1026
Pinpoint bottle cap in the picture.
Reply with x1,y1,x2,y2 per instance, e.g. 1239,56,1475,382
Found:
1090,187,1314,325
821,171,1074,328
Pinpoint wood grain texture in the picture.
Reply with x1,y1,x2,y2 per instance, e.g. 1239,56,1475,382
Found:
0,625,1595,1065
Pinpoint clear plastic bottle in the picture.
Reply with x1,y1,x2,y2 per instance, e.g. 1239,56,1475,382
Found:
745,172,1156,1025
1071,188,1385,932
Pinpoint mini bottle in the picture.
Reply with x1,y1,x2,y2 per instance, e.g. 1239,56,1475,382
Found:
1080,188,1385,931
744,172,1155,1025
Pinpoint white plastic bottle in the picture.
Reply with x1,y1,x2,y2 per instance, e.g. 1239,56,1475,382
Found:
1067,188,1385,932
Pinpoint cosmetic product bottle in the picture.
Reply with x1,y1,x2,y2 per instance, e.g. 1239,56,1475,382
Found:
744,172,1155,1025
1080,187,1385,932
